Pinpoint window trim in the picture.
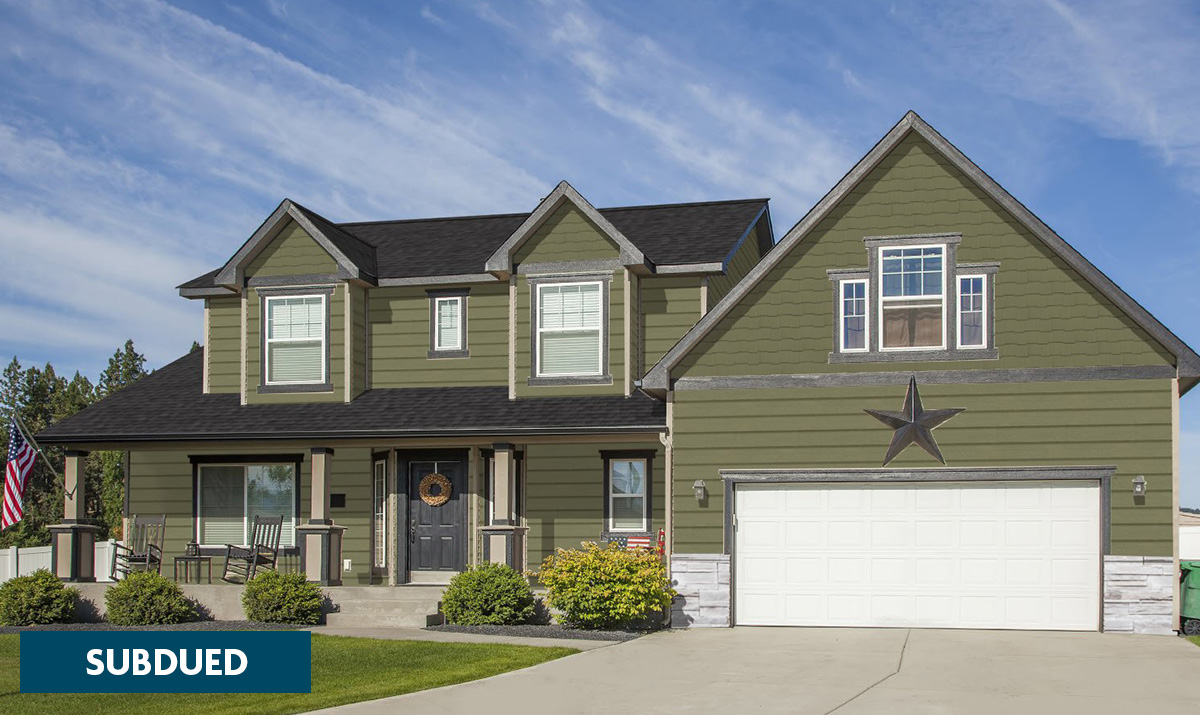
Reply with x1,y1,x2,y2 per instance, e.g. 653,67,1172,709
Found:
957,274,988,350
190,455,301,553
263,293,328,385
427,288,469,359
878,243,947,352
838,278,870,353
601,450,654,535
527,274,612,386
372,457,388,571
257,285,334,394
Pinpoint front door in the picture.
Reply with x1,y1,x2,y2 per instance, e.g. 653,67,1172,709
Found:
407,459,465,573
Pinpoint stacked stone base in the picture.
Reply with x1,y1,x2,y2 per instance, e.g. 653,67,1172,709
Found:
1103,555,1176,635
670,553,730,627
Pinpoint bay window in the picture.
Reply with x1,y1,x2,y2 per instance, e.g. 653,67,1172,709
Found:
880,246,945,350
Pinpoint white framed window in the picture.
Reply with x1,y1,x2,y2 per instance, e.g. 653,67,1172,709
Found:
434,296,463,351
196,463,296,548
879,245,945,350
264,294,326,384
372,459,387,570
839,279,869,352
536,281,604,376
958,275,986,349
607,458,648,532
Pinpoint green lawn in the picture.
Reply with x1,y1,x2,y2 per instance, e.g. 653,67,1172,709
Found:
0,633,575,714
1189,636,1200,648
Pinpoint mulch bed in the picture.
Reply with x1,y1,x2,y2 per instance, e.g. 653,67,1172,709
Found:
0,620,305,634
426,623,648,642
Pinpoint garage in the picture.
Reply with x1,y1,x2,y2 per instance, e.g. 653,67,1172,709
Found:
733,479,1102,630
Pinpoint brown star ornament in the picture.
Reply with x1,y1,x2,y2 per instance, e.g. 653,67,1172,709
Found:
865,377,965,466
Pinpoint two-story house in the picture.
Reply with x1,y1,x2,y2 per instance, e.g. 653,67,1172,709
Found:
40,112,1199,635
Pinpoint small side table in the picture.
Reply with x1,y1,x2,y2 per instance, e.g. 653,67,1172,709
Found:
173,555,213,584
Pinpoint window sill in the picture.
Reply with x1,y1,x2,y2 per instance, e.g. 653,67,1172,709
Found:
829,348,999,364
527,375,613,387
600,530,654,540
428,349,470,360
258,382,334,394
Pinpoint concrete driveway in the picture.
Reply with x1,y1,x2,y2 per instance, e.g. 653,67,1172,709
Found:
311,627,1200,714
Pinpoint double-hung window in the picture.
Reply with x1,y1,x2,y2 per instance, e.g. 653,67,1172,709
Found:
839,279,868,352
880,246,945,350
264,294,326,384
958,275,986,348
536,281,603,376
607,457,648,532
434,296,463,351
197,463,297,548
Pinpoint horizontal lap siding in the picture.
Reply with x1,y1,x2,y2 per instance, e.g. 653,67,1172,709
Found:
671,380,1174,556
369,284,508,387
525,442,664,570
514,204,619,263
677,134,1173,377
245,283,346,404
328,447,373,584
641,277,701,373
707,220,765,305
245,221,337,277
351,285,367,397
206,298,241,394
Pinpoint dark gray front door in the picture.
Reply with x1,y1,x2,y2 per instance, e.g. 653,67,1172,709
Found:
407,460,465,572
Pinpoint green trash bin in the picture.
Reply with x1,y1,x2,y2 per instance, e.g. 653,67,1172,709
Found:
1181,561,1200,636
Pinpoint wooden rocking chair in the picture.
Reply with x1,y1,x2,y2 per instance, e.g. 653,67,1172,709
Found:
221,515,283,583
111,514,166,580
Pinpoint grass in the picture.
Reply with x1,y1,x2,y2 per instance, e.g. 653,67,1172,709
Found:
1189,636,1200,648
0,633,575,714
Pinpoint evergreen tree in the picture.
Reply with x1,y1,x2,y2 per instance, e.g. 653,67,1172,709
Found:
92,340,149,540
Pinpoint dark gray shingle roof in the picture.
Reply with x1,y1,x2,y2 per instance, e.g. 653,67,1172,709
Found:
37,351,666,443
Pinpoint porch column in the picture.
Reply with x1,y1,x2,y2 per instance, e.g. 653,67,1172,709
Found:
49,450,100,582
296,447,346,586
480,443,526,571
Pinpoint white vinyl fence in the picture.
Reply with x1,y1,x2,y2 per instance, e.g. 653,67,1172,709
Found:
0,540,118,583
1182,525,1200,561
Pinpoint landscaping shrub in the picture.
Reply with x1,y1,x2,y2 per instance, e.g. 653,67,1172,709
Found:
441,563,536,626
0,569,78,626
105,571,197,625
242,571,325,624
538,542,674,630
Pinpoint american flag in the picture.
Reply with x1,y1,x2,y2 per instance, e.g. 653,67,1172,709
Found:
3,417,36,530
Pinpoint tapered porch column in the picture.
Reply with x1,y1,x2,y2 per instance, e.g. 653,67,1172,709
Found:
296,447,346,585
49,450,100,582
480,443,526,571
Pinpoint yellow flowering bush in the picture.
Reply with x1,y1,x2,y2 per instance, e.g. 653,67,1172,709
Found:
538,542,674,630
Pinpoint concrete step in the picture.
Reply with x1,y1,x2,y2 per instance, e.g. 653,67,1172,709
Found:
330,599,441,615
324,611,443,628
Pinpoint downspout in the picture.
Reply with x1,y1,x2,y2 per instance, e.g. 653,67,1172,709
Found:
659,392,674,570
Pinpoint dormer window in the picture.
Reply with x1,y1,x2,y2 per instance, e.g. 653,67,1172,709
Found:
265,294,327,384
829,233,997,363
527,274,612,386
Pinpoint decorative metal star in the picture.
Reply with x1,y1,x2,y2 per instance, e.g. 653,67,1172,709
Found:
865,377,965,466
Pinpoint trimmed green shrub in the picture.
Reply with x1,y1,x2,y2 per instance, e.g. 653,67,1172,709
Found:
441,563,536,626
242,571,325,624
539,542,674,630
105,571,197,626
0,569,78,626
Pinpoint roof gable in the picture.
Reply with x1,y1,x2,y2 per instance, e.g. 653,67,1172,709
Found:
484,181,647,275
644,111,1200,390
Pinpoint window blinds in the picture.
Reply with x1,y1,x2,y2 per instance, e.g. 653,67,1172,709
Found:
266,296,325,383
538,283,601,375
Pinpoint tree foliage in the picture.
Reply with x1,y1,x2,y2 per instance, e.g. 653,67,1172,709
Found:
0,340,150,547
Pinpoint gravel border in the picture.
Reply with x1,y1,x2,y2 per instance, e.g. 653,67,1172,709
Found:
426,623,647,642
0,620,305,634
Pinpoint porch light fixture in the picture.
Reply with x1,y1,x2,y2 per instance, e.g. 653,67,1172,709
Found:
693,480,707,501
1132,475,1147,497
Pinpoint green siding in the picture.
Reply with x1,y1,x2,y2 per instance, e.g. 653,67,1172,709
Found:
327,447,374,585
350,284,367,397
676,134,1174,378
515,271,626,397
513,204,619,265
369,283,508,388
246,220,337,277
205,297,241,394
641,277,701,373
246,284,345,404
671,379,1174,556
524,441,664,569
707,218,766,305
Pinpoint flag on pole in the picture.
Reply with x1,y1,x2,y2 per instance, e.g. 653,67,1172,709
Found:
3,416,36,530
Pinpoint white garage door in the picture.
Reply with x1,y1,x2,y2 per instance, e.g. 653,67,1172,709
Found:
734,481,1101,630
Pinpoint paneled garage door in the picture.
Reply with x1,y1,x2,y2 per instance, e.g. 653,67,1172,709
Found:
734,481,1101,630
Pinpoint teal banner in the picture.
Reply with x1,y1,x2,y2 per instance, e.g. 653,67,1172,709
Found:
20,631,311,693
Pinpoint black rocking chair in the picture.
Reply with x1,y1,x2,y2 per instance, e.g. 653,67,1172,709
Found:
221,515,284,583
111,514,166,580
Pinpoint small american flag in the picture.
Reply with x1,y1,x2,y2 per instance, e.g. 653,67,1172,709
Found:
622,535,653,550
3,417,36,530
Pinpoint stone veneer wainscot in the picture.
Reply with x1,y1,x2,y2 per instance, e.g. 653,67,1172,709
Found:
670,553,730,627
1103,555,1175,635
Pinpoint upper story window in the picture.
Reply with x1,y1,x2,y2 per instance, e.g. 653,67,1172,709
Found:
880,246,945,350
428,290,469,358
829,233,997,363
536,281,604,377
264,294,326,384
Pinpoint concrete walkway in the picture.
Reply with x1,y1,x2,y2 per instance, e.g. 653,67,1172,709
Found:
304,624,617,651
308,627,1200,715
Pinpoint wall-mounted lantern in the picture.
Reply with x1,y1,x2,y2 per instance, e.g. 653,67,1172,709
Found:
1132,475,1147,497
693,480,708,501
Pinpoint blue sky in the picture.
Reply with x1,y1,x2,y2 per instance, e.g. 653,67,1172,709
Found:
1,0,1199,502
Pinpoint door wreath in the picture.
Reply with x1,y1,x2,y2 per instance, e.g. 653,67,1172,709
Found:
418,473,452,507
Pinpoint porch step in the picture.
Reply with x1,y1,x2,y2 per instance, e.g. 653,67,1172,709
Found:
324,611,442,628
323,586,444,628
